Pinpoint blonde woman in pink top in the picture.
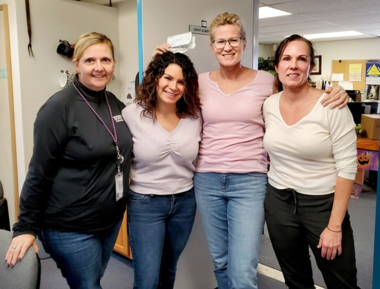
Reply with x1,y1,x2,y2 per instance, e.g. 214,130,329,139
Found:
154,12,348,289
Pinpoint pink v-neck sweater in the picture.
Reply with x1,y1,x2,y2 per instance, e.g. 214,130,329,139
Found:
196,70,274,173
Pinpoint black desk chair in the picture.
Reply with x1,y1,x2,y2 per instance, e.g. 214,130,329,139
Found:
0,180,10,231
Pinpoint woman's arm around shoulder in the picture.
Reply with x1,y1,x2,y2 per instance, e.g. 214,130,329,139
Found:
321,85,349,109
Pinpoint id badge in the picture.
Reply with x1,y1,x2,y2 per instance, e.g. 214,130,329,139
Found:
115,172,124,201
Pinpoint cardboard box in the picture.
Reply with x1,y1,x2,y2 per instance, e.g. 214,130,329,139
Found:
360,114,380,140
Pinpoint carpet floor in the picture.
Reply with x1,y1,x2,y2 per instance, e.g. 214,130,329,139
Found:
39,188,376,289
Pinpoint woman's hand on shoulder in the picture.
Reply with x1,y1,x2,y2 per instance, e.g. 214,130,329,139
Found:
321,85,349,109
5,234,38,267
317,227,342,261
152,43,171,59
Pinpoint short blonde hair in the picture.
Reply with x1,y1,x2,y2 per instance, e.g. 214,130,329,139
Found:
209,12,246,42
72,32,115,63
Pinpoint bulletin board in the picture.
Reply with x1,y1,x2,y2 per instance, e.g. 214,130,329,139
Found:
331,59,367,92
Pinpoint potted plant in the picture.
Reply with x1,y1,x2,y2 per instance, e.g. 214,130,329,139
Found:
258,57,275,75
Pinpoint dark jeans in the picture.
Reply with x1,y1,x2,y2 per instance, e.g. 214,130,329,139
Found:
128,188,196,289
265,184,360,289
40,219,122,289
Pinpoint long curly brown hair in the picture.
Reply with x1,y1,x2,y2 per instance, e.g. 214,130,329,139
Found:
136,51,201,119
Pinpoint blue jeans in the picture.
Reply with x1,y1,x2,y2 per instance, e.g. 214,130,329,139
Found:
40,219,122,289
194,172,267,289
128,188,196,289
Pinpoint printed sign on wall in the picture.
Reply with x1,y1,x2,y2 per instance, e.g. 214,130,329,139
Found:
366,60,380,85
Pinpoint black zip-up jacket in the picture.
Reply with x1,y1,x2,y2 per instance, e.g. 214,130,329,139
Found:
13,76,132,237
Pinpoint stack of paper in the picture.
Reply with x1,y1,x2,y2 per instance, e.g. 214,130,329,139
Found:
167,32,196,53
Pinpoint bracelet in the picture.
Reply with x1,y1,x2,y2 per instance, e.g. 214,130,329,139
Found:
327,226,341,233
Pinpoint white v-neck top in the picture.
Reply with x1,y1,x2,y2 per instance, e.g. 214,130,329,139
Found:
263,91,357,195
122,103,202,195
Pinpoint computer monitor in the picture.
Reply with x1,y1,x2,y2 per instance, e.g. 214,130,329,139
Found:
347,102,380,125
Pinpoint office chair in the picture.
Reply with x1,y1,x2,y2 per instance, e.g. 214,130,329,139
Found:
0,229,41,289
0,180,10,230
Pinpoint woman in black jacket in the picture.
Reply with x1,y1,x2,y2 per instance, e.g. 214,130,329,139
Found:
5,32,132,289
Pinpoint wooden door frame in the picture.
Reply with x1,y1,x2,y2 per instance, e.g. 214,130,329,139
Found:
0,4,19,220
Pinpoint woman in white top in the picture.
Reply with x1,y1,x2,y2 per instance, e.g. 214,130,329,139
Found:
122,51,202,289
263,34,359,289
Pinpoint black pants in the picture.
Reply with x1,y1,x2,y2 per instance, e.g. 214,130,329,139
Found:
265,184,360,289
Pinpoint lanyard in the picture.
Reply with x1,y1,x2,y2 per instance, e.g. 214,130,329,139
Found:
73,82,124,171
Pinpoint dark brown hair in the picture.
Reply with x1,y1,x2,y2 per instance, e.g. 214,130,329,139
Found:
273,34,316,90
136,51,201,119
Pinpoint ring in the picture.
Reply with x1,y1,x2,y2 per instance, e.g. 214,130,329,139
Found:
11,246,17,249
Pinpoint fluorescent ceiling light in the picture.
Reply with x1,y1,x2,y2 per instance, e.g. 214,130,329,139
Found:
259,7,291,19
304,31,364,39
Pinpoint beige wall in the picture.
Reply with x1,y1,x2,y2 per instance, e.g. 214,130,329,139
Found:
142,0,254,74
313,38,380,85
116,0,138,104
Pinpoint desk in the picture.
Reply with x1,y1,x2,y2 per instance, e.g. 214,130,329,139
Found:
354,137,379,198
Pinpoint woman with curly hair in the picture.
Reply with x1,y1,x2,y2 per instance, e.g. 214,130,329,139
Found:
122,51,202,289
